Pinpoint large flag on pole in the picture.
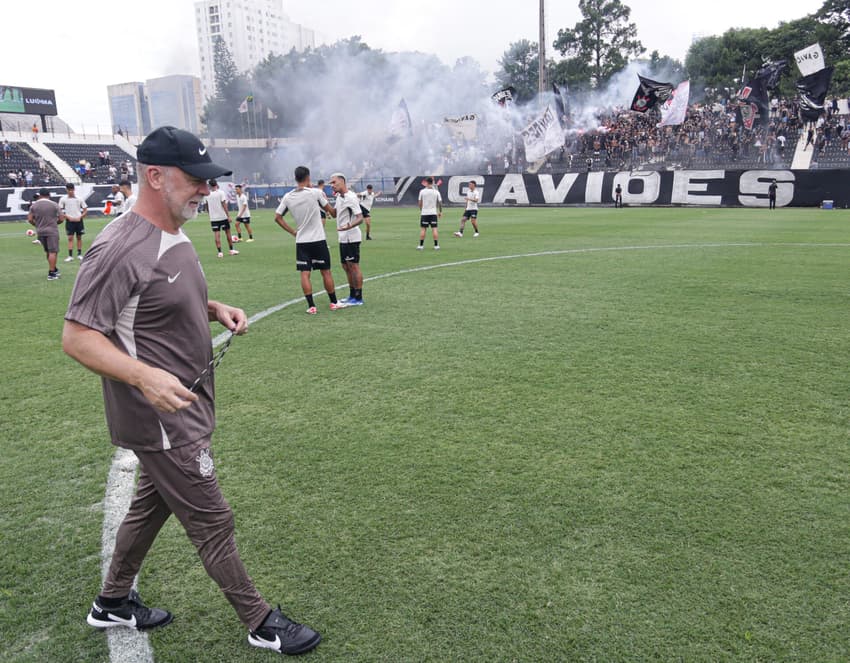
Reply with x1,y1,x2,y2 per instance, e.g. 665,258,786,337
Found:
658,81,690,126
388,98,413,139
794,43,825,77
797,66,834,122
630,75,674,113
238,98,249,113
736,62,785,129
520,105,564,162
552,83,570,127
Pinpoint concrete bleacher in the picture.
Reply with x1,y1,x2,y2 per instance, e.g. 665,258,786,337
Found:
2,141,63,185
45,143,137,184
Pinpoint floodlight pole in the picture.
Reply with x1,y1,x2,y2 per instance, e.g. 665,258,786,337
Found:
539,0,547,94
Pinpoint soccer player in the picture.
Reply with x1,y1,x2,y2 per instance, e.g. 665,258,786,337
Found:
614,183,623,208
28,188,62,280
59,182,88,262
206,179,238,258
330,173,365,305
62,126,320,656
274,166,347,314
452,180,480,238
234,184,254,241
768,179,778,210
109,184,124,215
357,184,381,240
118,180,136,213
417,176,442,250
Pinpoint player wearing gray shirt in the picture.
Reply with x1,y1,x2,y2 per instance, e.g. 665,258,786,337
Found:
62,126,320,656
28,189,62,279
274,165,347,314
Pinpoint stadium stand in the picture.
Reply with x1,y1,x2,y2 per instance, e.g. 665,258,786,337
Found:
45,143,137,183
2,141,63,185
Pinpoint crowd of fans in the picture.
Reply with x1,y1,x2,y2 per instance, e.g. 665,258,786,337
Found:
474,96,850,175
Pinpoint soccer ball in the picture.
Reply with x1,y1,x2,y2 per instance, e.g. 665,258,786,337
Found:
231,234,239,242
26,228,35,237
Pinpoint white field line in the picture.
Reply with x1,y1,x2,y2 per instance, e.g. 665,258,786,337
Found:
106,241,850,662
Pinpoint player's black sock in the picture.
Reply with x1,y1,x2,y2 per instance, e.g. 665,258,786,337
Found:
354,288,362,300
419,239,424,246
349,287,356,299
98,595,127,609
434,240,439,247
237,233,242,239
305,294,315,307
68,249,73,257
329,292,338,304
248,233,253,239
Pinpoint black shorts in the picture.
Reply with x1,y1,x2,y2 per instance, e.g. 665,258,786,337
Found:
420,215,439,228
236,216,251,223
210,219,230,232
339,241,360,264
65,221,85,236
39,234,59,253
296,240,331,271
359,205,371,218
462,209,478,219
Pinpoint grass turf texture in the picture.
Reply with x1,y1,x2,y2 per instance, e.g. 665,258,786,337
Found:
1,206,850,661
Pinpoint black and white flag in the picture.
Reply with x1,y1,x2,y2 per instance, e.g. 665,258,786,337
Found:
630,75,674,113
521,105,564,162
552,83,570,127
443,114,478,142
491,86,516,106
797,66,834,122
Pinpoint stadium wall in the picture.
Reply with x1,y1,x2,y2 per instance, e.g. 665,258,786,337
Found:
1,170,848,220
393,170,850,209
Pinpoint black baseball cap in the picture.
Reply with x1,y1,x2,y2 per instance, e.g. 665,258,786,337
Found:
38,188,50,197
137,126,232,179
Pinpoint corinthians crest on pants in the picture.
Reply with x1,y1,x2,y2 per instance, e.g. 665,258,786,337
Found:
197,448,215,478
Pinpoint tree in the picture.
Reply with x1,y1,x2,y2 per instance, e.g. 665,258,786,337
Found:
648,51,686,81
213,37,239,99
496,40,546,104
553,0,644,88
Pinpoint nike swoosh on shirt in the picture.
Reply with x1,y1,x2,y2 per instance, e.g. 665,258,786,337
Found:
168,272,182,283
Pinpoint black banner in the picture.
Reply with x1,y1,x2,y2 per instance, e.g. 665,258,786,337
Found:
392,171,850,208
0,85,58,116
0,185,119,220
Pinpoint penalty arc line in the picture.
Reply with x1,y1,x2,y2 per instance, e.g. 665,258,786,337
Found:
103,241,850,662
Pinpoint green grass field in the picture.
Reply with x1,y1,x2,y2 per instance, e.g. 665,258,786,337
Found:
2,205,850,662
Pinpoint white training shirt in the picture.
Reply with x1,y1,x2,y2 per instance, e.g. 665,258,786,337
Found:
237,193,250,218
111,191,125,214
276,187,329,244
358,190,376,211
121,194,137,214
206,189,229,221
59,194,87,221
336,190,363,244
465,188,481,211
419,187,442,215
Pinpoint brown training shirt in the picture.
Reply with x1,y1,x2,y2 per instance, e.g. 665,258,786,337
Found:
30,198,61,236
65,211,215,451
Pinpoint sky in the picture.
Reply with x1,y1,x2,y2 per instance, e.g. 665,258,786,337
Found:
4,0,825,132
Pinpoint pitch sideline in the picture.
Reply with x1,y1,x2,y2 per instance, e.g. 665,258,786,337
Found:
102,241,850,662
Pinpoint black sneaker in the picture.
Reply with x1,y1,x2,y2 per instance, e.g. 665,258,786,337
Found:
47,272,59,280
86,589,173,630
248,606,321,655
